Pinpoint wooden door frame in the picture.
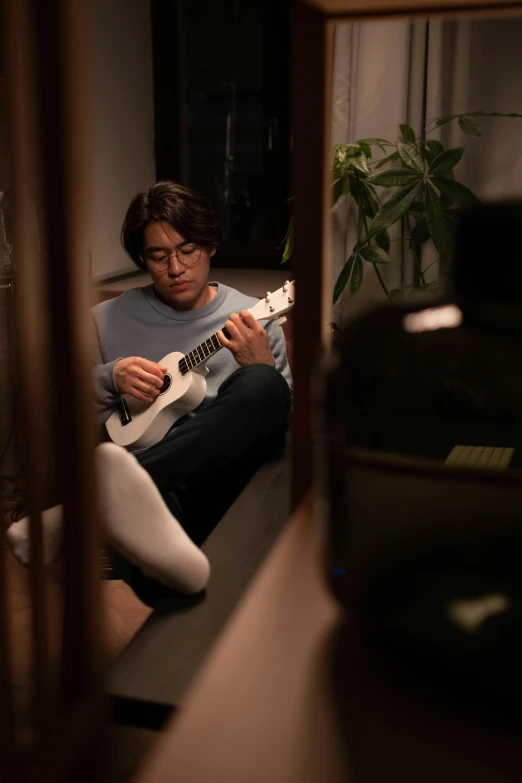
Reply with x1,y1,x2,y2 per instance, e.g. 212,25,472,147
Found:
290,0,522,506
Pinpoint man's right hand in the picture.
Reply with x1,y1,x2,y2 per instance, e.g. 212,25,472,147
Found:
114,357,168,403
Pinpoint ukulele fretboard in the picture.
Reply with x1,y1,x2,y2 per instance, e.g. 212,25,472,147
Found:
178,327,231,375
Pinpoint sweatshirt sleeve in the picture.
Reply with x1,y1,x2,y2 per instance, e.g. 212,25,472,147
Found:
91,315,122,424
265,318,293,393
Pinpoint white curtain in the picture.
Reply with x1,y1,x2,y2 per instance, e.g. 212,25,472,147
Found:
331,19,411,325
331,14,522,326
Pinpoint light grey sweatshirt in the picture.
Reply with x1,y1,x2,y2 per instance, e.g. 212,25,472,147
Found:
91,282,292,433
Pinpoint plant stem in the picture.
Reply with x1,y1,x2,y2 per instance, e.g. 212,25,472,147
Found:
406,213,426,285
421,258,438,274
357,176,390,301
372,261,391,301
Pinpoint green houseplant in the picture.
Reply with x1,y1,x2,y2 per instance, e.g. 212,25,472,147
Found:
281,112,522,303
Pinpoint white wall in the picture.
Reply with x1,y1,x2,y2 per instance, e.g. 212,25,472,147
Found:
86,0,155,281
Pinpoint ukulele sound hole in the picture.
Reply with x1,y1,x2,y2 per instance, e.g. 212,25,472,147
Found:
159,373,172,395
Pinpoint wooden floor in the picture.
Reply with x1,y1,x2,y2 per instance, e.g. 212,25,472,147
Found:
5,542,151,680
4,454,290,776
107,457,290,715
4,454,291,776
4,541,158,779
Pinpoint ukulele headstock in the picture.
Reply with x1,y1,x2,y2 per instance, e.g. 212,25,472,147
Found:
249,280,295,322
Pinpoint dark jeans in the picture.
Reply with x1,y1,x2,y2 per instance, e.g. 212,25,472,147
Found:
109,364,291,605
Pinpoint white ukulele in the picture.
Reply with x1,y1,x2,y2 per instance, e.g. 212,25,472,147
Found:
106,281,295,450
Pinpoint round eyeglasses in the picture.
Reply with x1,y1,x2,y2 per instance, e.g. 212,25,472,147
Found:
141,244,202,272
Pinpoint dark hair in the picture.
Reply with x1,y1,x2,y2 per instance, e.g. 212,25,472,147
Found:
121,180,221,270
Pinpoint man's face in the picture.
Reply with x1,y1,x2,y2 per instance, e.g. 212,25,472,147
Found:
142,221,216,311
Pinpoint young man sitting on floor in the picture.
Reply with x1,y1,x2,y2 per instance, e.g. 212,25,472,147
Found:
8,181,292,603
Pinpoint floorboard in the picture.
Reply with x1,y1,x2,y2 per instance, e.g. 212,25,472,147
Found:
106,458,290,717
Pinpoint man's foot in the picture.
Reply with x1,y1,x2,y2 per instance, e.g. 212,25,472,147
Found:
96,442,210,593
5,444,210,595
6,504,63,567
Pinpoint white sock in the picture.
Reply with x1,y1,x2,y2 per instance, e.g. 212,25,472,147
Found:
5,445,210,595
6,504,63,567
96,442,210,594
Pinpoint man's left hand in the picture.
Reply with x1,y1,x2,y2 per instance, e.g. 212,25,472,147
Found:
217,310,273,367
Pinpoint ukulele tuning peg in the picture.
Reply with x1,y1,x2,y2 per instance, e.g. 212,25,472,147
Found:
265,292,271,302
283,281,289,292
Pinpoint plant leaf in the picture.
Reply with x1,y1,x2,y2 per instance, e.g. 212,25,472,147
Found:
332,143,364,179
363,184,380,217
367,167,423,187
357,141,372,158
458,116,482,137
366,189,390,253
280,217,294,264
364,187,391,252
425,183,450,258
351,255,364,295
333,253,356,303
432,176,481,207
425,139,444,157
351,153,370,175
356,137,393,152
468,111,522,119
360,246,391,264
348,175,362,201
398,142,424,172
364,180,422,241
356,205,365,242
399,124,416,143
424,140,444,165
373,150,401,169
411,217,430,246
375,230,391,253
410,200,425,212
429,147,464,174
333,179,344,204
435,114,458,127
